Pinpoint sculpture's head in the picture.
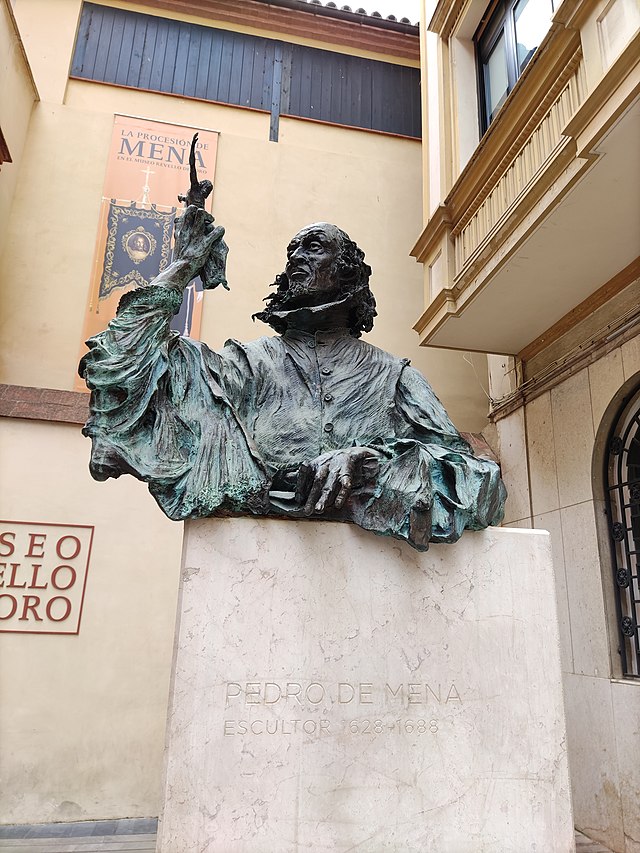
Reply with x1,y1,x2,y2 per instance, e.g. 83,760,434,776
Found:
254,223,376,336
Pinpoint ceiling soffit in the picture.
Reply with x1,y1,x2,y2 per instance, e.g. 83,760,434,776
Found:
126,0,420,61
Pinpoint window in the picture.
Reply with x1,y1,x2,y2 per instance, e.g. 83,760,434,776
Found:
606,384,640,678
475,0,554,132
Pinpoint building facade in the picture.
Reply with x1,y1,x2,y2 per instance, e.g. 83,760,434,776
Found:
0,0,494,826
414,0,640,849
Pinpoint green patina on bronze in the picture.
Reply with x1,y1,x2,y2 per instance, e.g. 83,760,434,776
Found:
79,202,506,551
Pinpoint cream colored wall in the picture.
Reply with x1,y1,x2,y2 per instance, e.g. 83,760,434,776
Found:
0,0,496,829
492,336,640,853
3,0,490,431
0,418,183,823
0,0,38,263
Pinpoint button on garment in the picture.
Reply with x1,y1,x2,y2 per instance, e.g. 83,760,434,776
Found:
215,329,409,475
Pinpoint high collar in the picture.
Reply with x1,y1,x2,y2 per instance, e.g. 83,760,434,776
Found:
262,288,363,336
283,326,352,344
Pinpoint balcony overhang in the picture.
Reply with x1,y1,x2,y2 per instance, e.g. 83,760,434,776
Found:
413,32,640,356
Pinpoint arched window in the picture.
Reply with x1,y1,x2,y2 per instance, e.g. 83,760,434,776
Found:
605,384,640,678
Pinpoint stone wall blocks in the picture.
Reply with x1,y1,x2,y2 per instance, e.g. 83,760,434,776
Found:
526,391,560,516
588,350,625,437
560,501,611,677
494,407,532,524
551,370,595,508
534,509,574,673
563,672,624,852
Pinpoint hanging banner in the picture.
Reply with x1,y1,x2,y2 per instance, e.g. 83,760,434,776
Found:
76,115,219,390
98,202,175,298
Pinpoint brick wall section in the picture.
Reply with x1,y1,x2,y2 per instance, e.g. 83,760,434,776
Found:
0,384,89,425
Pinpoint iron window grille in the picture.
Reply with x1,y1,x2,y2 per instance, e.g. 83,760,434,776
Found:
474,0,555,133
606,384,640,678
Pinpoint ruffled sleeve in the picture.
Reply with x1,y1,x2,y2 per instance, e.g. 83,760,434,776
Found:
353,365,506,550
79,286,270,520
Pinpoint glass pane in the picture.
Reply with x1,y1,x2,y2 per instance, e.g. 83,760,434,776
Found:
514,0,553,74
484,32,509,123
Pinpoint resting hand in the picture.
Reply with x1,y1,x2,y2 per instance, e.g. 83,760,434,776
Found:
295,447,381,515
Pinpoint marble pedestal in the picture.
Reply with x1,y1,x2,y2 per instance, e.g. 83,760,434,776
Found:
157,519,574,853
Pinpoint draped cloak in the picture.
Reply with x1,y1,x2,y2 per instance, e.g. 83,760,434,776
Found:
79,285,506,551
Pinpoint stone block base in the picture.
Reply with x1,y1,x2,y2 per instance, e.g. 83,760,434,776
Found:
157,519,573,852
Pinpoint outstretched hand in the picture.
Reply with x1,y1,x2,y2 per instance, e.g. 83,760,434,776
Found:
173,205,225,276
295,447,381,515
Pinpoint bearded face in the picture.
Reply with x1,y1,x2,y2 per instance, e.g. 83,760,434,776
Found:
254,222,376,336
282,224,344,307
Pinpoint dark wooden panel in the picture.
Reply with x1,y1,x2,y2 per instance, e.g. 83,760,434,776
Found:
250,39,274,109
217,30,235,103
370,59,383,132
378,60,396,134
286,40,420,137
204,30,223,102
359,58,372,130
287,44,303,116
147,17,168,92
71,3,421,137
318,50,332,122
90,6,116,81
159,18,179,93
227,36,244,104
127,16,148,89
103,11,126,84
299,45,313,118
114,14,137,86
70,5,93,75
309,48,323,120
172,22,193,95
194,27,212,100
184,24,201,96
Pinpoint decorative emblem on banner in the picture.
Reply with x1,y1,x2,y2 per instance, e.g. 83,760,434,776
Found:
99,202,175,299
122,227,157,264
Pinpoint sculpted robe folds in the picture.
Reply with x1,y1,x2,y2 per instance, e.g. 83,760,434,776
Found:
80,286,505,551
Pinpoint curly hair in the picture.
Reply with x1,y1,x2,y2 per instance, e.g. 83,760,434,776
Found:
253,225,377,337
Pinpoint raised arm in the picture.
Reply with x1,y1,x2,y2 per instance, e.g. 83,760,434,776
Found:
78,205,269,518
155,204,224,294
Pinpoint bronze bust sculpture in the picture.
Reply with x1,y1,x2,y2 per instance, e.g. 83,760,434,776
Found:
79,205,505,551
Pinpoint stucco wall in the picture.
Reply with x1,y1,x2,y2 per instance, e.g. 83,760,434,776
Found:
3,0,490,432
0,418,183,823
492,336,640,853
0,0,494,826
0,0,38,263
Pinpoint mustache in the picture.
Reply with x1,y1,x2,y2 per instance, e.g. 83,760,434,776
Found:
285,261,311,279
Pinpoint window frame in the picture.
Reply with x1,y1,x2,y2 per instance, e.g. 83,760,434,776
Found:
474,0,553,134
605,383,640,679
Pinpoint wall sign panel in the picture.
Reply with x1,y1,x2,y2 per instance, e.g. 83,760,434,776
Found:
0,521,94,635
